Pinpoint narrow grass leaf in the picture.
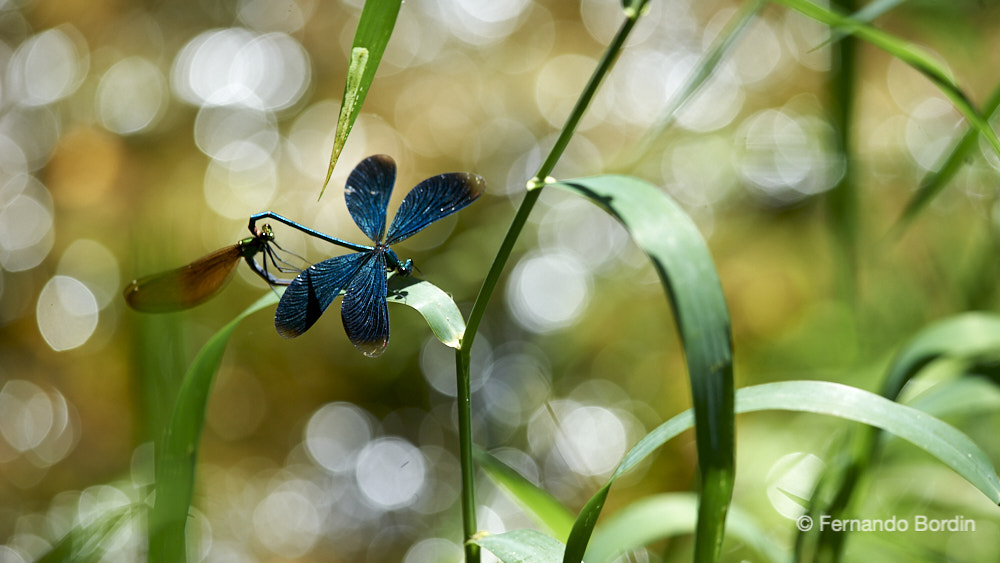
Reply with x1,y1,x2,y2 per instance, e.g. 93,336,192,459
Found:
602,381,999,502
568,381,1000,563
585,493,785,563
906,376,1000,418
894,81,1000,232
550,176,734,563
823,0,910,47
148,280,460,561
775,0,1000,159
387,275,465,348
621,0,764,169
148,290,281,563
38,505,134,563
469,529,565,563
882,312,1000,399
803,313,1000,559
475,448,575,541
320,0,402,198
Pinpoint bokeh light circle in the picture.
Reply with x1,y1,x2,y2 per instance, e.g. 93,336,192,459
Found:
304,402,375,473
97,57,167,135
35,276,98,351
355,437,426,510
506,251,591,333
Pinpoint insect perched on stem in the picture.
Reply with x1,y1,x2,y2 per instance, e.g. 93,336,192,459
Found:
274,154,485,357
123,223,300,313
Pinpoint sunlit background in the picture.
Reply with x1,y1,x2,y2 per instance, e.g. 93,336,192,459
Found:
2,0,1000,561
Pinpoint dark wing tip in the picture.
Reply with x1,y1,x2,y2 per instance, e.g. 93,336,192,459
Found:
367,154,395,168
352,336,389,358
459,173,487,200
274,318,306,339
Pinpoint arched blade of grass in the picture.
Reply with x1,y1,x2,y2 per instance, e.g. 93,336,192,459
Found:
802,313,1000,559
893,82,1000,233
548,176,734,563
469,529,565,563
475,448,575,541
775,0,1000,160
906,376,1000,417
820,0,910,48
38,504,134,563
585,493,785,563
881,313,1000,398
149,280,464,562
620,0,764,169
564,380,999,563
319,0,402,198
148,290,282,563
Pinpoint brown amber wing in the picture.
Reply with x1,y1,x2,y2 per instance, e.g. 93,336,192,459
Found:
123,245,242,313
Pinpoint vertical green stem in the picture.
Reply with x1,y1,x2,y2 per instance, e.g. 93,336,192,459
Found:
827,0,858,301
452,12,641,563
455,349,479,562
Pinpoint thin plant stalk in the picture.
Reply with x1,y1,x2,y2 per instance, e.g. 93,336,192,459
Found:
452,11,642,563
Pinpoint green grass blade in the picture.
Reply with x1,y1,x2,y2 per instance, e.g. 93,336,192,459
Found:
38,505,134,563
585,494,785,563
894,81,1000,232
475,448,575,541
469,529,565,563
621,0,764,169
147,280,460,561
566,381,1000,563
319,0,402,198
550,176,734,563
388,275,465,348
821,0,909,47
827,0,859,300
881,312,1000,399
148,290,281,562
775,0,1000,159
611,381,1000,501
802,313,1000,558
907,376,1000,418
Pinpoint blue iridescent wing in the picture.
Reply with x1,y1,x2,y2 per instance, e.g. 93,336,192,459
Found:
385,172,486,244
340,250,390,357
345,154,396,243
274,252,369,338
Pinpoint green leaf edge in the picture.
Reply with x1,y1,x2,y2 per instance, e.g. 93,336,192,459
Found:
469,529,565,563
775,0,1000,160
320,0,403,198
550,176,735,563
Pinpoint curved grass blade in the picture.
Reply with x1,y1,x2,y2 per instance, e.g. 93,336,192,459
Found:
469,529,564,563
894,81,1000,233
320,1,402,198
882,312,1000,398
148,290,282,563
387,275,466,348
606,380,1000,503
586,493,785,563
148,276,465,561
802,313,1000,558
620,0,764,169
568,381,1000,563
475,448,575,541
549,176,734,563
775,0,1000,160
38,504,134,563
